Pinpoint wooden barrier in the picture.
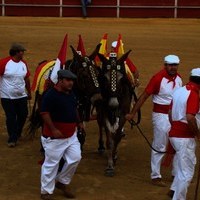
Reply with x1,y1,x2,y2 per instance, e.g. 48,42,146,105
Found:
0,0,200,18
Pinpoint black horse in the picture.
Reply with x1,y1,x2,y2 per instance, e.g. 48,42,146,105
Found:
67,44,102,123
96,50,133,176
27,44,102,150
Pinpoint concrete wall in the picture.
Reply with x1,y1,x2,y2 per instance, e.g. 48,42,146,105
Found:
1,0,200,18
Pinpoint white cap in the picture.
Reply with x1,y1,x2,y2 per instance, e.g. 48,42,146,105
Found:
111,41,117,48
164,55,180,64
191,68,200,77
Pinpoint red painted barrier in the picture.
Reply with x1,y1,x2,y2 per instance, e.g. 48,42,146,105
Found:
1,0,200,18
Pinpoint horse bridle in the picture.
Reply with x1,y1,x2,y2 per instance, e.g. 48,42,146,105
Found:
82,57,100,89
74,56,101,121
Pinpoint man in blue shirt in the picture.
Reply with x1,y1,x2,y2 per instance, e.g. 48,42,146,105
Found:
40,69,82,200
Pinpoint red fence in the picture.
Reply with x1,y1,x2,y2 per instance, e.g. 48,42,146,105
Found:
0,0,200,18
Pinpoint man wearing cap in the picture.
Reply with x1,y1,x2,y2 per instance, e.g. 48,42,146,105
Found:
111,41,139,87
0,43,31,147
168,68,200,199
126,55,182,186
40,69,82,200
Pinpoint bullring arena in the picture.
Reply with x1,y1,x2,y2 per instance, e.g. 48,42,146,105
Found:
0,16,200,200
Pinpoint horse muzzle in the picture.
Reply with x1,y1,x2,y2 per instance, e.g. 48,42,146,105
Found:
108,97,119,108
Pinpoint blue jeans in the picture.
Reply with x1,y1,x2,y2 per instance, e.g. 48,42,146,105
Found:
81,0,88,17
1,97,28,143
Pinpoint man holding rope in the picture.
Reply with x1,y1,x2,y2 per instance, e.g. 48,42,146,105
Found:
168,68,200,200
126,55,182,187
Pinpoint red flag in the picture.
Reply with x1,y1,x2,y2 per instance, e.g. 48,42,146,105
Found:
95,33,108,66
99,33,108,55
31,60,56,94
50,34,68,84
77,35,86,56
115,34,124,56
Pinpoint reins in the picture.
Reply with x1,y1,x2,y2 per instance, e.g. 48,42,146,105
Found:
131,90,141,126
129,90,167,154
128,119,167,154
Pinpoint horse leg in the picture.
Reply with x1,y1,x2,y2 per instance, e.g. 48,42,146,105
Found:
112,122,126,165
104,131,115,177
96,106,106,153
98,125,105,153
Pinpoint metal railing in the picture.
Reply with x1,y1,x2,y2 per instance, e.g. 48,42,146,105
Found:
1,0,200,18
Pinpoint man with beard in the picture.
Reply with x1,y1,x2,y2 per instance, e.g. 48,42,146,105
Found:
40,69,82,200
126,55,182,187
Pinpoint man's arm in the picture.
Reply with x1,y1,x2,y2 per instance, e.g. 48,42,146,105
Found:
186,113,200,141
126,91,150,120
41,113,63,138
24,76,32,100
168,109,173,125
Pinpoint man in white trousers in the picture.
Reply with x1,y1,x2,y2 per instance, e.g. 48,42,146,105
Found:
168,68,200,200
126,55,182,186
40,69,82,200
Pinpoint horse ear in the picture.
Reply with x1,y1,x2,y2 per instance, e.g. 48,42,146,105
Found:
117,50,132,64
89,43,102,60
70,45,81,60
97,53,108,64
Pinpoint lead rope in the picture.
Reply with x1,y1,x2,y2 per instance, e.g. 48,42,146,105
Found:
129,90,166,153
128,119,167,154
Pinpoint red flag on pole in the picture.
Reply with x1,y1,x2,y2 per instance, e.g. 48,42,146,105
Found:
115,34,124,56
77,35,86,56
50,34,68,84
31,60,56,94
99,33,108,55
95,33,108,66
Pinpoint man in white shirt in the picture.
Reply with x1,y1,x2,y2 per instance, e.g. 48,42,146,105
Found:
168,68,200,199
0,43,31,147
126,55,182,186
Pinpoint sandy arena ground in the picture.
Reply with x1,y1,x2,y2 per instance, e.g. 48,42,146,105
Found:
0,17,200,200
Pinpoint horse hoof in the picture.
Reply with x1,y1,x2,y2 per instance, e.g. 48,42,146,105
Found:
104,168,115,177
98,147,105,154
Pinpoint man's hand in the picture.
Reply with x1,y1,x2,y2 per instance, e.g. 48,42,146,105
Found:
77,122,85,130
125,113,134,121
51,129,63,138
133,78,140,87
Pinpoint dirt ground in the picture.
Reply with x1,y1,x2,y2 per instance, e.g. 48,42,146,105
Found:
0,17,200,200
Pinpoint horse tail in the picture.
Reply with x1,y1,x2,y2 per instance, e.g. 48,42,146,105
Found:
25,90,43,138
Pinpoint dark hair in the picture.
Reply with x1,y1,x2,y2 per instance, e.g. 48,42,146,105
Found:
9,43,26,56
190,76,200,84
9,49,19,56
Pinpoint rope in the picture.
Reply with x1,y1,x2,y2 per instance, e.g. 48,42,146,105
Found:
131,90,141,125
128,119,167,154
